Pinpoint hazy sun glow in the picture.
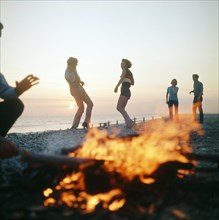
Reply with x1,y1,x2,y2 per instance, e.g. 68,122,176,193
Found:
69,102,75,110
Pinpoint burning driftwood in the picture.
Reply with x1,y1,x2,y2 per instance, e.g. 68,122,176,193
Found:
20,151,103,168
184,152,219,172
184,152,219,161
21,150,219,169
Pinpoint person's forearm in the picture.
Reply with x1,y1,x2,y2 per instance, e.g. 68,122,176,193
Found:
173,88,177,94
0,87,19,99
15,86,23,95
115,78,123,88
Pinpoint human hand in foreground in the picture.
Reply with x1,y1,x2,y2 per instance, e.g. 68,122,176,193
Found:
15,74,39,95
0,136,19,159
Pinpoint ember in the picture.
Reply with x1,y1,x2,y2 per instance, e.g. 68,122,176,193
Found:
43,169,126,212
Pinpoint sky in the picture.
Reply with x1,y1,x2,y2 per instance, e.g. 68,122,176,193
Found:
0,0,218,119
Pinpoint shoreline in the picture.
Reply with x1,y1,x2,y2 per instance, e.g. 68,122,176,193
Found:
4,113,219,156
9,113,219,134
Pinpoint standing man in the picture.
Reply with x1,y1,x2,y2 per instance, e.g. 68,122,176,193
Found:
0,22,39,159
190,74,204,123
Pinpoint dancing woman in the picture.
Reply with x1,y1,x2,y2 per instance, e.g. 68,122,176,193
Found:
65,57,93,129
114,59,134,128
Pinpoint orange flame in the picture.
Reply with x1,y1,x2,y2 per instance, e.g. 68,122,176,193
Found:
72,117,201,181
44,197,56,206
43,171,126,212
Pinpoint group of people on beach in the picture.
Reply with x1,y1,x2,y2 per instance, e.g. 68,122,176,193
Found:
166,74,204,123
65,56,204,129
0,21,204,159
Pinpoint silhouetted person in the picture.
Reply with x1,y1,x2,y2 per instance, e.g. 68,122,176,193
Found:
114,59,134,128
166,79,179,121
0,22,39,159
65,57,93,129
190,74,204,123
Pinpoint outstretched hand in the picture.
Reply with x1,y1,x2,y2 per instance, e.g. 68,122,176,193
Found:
16,74,39,95
0,136,19,159
114,87,118,93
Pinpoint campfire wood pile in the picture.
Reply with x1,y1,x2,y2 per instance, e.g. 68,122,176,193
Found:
0,151,219,220
0,117,219,220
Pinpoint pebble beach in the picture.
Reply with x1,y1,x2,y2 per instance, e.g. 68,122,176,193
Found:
0,123,137,183
1,114,218,184
0,114,219,220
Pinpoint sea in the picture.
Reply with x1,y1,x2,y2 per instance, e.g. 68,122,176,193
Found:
9,114,159,134
8,113,219,134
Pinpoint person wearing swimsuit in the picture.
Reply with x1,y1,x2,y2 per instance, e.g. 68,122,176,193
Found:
114,59,134,128
65,57,93,129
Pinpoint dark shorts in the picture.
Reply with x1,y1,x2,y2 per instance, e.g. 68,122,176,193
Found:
193,96,203,103
168,100,178,107
120,82,131,99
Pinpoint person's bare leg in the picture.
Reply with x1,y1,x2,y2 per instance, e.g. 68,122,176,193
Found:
169,106,173,121
72,97,84,128
116,96,133,127
197,102,204,123
82,90,93,128
175,105,179,122
192,102,198,122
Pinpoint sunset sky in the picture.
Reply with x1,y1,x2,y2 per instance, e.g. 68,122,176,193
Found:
0,0,218,119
